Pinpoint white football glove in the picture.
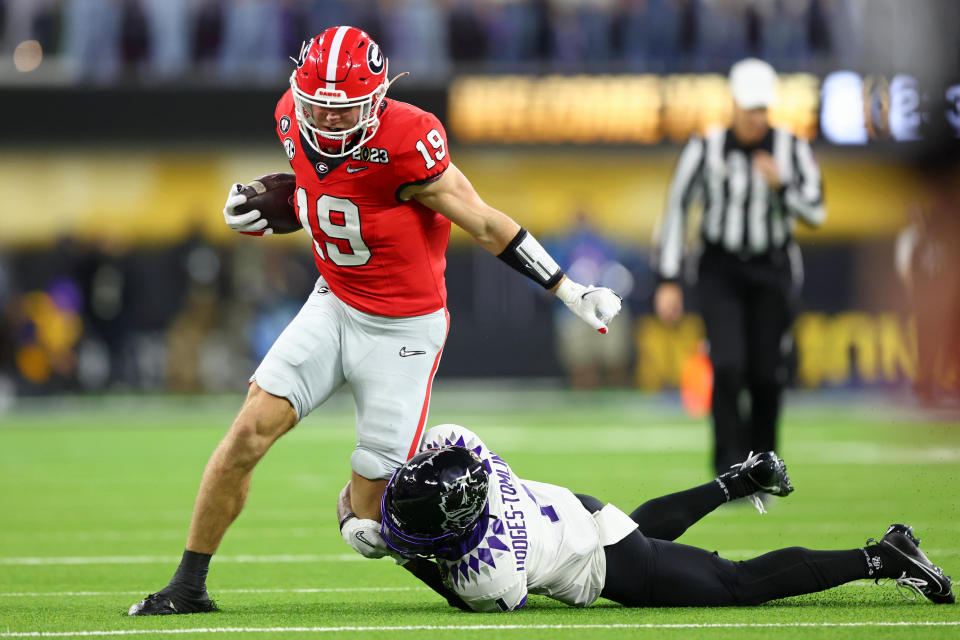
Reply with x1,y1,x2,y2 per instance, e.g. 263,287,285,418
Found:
341,517,392,559
222,183,273,235
555,278,622,334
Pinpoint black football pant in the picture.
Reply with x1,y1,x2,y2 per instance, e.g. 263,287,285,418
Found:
577,480,868,607
697,245,798,475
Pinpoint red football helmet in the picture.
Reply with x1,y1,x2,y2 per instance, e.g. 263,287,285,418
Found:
290,26,390,158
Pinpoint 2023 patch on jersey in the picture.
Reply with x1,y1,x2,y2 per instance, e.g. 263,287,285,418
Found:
276,93,452,317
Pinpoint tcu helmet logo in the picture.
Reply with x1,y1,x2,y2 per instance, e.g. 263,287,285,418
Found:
438,467,484,531
367,43,384,74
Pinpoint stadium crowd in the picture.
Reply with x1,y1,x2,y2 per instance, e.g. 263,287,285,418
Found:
0,234,318,397
3,0,894,83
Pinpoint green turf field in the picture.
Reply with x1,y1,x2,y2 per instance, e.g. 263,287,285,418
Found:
1,388,958,638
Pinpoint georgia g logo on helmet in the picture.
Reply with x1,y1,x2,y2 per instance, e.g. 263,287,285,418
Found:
367,43,384,74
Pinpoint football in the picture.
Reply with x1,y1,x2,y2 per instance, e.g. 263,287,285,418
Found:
234,172,301,234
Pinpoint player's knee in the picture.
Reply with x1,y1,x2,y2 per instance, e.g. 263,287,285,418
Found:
222,419,268,467
222,389,296,464
350,447,399,481
223,413,284,467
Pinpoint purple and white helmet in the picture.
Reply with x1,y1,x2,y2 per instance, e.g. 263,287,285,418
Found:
380,446,489,558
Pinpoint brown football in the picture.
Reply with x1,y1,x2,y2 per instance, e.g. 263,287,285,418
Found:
234,172,301,234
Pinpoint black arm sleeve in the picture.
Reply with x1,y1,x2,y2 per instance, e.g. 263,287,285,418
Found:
402,557,473,612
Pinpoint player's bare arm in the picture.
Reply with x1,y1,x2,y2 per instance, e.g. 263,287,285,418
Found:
337,477,393,560
336,477,471,608
346,472,387,520
402,163,520,255
336,481,353,526
405,164,623,334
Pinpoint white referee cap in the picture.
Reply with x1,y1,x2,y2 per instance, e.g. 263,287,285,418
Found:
729,58,777,109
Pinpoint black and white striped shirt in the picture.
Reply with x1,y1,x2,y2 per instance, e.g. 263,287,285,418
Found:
654,127,825,282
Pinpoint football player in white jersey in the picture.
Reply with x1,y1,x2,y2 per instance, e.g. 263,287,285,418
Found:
346,424,954,610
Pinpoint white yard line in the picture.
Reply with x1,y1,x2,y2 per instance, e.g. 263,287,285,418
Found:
1,621,959,637
0,528,321,542
0,554,364,566
0,587,427,597
0,581,896,598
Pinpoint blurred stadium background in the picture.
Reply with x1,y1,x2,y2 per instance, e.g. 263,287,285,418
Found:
1,0,958,409
1,0,959,636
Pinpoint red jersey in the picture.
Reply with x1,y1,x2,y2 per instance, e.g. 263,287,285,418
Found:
274,91,452,317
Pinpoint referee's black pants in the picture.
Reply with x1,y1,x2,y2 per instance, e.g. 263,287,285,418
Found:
697,245,797,475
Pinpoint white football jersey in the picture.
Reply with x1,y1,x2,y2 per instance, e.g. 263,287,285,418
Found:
419,424,637,612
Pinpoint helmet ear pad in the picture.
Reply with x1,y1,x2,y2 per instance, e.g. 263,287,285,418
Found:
381,446,489,558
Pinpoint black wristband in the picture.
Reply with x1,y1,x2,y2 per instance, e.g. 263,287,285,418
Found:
496,228,564,290
339,512,357,531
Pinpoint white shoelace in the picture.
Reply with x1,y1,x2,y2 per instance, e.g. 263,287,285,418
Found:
733,451,768,514
893,572,928,601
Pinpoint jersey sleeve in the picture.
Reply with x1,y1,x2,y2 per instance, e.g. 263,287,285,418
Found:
783,135,826,227
653,135,704,283
274,89,296,167
275,90,293,138
390,111,451,196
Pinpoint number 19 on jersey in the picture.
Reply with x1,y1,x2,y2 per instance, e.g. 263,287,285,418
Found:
296,187,371,267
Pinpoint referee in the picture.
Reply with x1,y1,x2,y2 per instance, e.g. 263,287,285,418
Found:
652,58,826,478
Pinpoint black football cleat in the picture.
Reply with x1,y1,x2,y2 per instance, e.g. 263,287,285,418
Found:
875,524,955,604
721,451,794,513
127,588,218,616
739,451,794,496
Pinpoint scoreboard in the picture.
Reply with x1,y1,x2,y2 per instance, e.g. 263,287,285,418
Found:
448,72,960,145
821,71,960,144
448,73,819,143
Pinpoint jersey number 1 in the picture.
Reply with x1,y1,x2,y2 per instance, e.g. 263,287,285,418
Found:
415,129,446,170
296,188,371,267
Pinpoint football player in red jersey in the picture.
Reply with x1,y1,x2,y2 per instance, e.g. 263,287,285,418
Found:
129,26,622,615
